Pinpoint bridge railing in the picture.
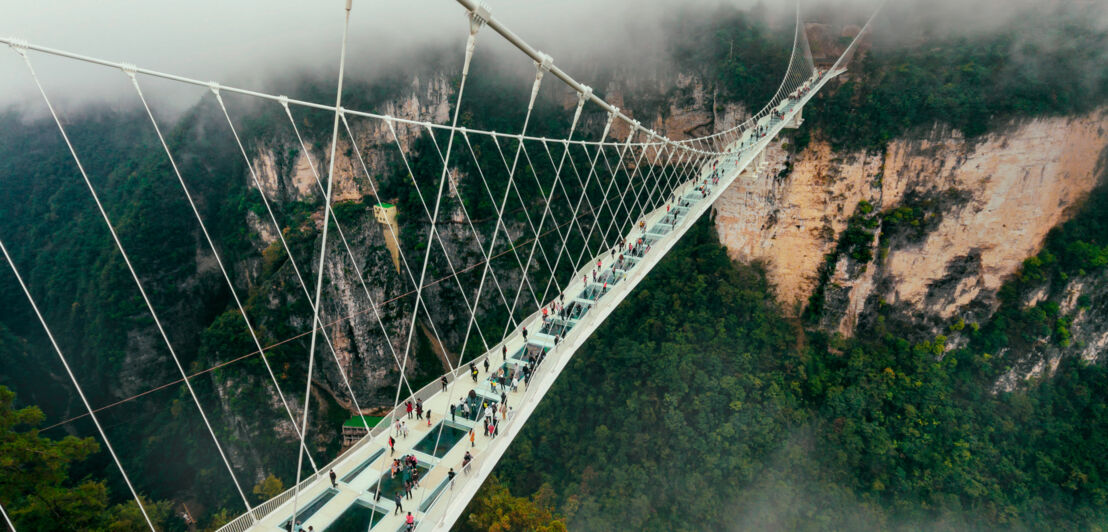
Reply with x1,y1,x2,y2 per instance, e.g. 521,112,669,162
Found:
221,124,735,532
414,152,726,530
415,307,587,530
217,305,552,532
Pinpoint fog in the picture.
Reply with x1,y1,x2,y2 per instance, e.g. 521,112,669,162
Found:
0,0,862,115
0,0,746,113
1,0,1103,117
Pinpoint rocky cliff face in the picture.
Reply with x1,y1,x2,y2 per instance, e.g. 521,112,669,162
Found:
235,74,461,406
253,74,454,204
231,68,758,428
606,71,751,143
713,109,1108,342
995,270,1108,391
85,62,1108,491
257,67,1108,405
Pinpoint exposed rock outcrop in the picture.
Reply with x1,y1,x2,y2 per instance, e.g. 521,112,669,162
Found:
714,109,1108,336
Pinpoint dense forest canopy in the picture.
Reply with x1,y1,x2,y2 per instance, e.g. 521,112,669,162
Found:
465,185,1108,530
804,2,1108,151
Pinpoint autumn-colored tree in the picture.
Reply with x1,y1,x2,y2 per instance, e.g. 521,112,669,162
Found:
252,473,284,502
462,476,566,532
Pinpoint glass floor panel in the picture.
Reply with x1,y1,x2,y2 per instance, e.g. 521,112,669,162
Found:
283,488,339,528
579,285,606,300
341,448,385,483
612,261,635,273
452,394,498,422
419,477,451,512
413,422,468,458
325,500,385,531
367,463,429,500
511,343,548,362
598,270,622,285
539,319,574,336
487,362,517,385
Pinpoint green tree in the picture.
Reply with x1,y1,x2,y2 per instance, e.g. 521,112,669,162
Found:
252,473,284,502
0,386,178,531
462,476,567,532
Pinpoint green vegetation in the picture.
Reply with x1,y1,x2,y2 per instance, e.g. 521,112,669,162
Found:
470,211,1108,530
252,473,284,503
460,477,567,532
803,201,879,322
804,189,972,324
666,3,1108,152
969,182,1108,357
2,3,1107,528
806,5,1108,151
669,4,791,111
877,189,969,249
0,386,182,531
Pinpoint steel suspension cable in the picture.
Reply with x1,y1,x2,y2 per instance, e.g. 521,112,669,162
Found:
536,113,616,303
379,9,486,508
443,48,554,486
340,116,468,361
596,128,654,254
533,137,606,304
454,130,544,360
486,135,559,326
291,0,354,524
0,240,156,530
568,130,637,274
279,100,414,431
0,500,14,532
9,43,256,517
36,210,594,437
126,72,320,474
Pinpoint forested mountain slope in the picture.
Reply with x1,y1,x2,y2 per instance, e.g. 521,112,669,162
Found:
464,199,1108,531
1,2,1107,530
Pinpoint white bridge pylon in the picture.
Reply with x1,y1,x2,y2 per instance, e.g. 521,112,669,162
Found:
0,0,883,531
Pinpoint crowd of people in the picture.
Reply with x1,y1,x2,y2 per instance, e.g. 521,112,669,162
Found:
384,453,422,511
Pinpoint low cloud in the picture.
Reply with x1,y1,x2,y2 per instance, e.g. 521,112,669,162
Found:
6,0,1099,120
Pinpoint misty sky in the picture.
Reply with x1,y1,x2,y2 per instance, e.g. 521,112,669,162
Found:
0,0,743,113
0,0,889,115
3,0,1089,117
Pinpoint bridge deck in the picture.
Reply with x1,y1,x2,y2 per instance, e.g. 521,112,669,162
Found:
224,68,842,532
247,174,711,532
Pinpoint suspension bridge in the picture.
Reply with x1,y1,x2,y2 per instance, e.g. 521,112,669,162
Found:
0,0,881,530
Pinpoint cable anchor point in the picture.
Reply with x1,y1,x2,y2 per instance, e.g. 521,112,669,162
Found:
8,38,29,57
536,52,553,72
578,85,593,104
468,3,492,35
